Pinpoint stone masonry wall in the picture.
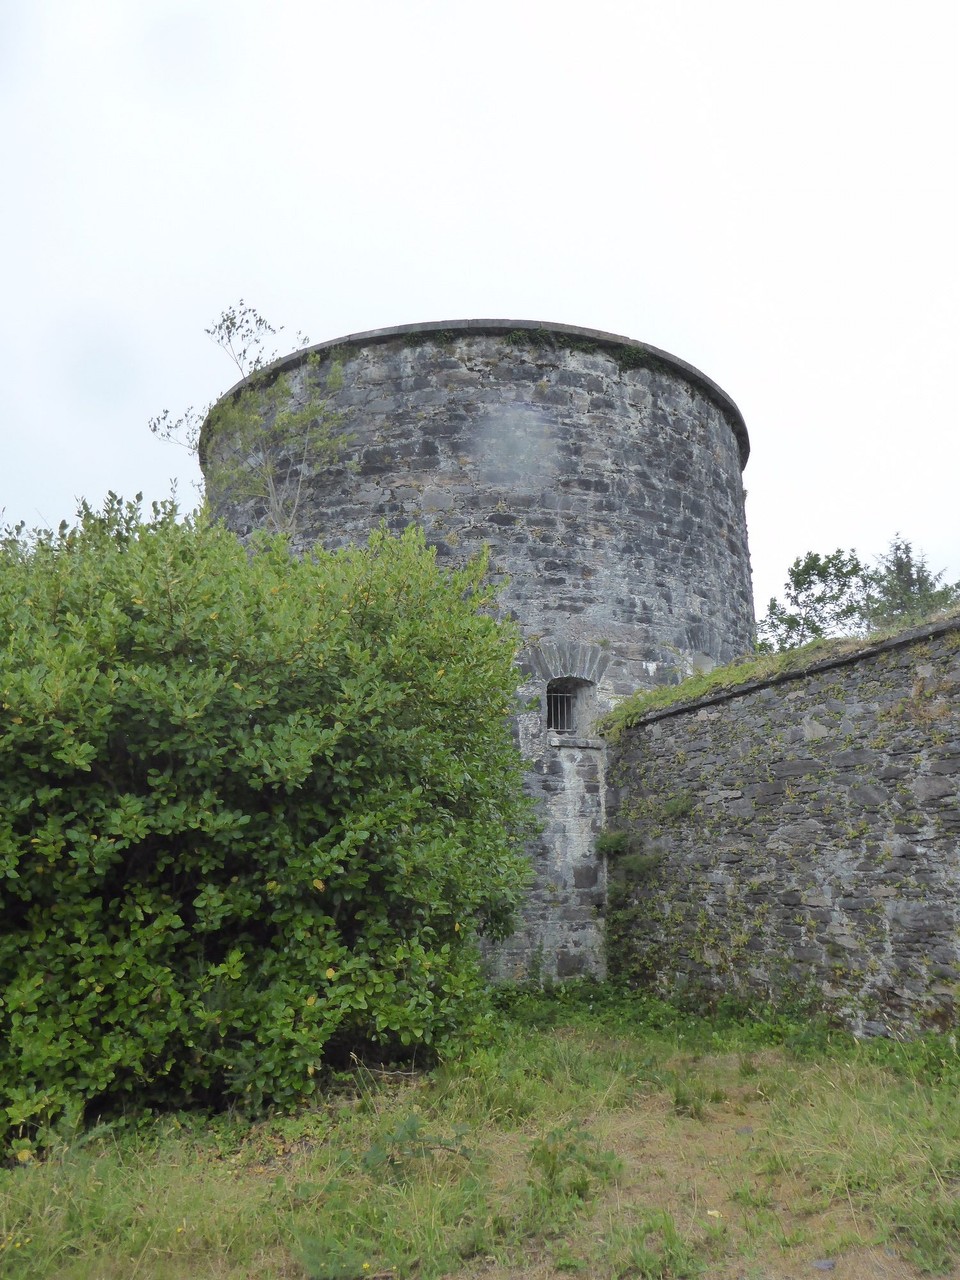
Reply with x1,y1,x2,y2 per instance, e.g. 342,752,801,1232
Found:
606,619,960,1033
202,321,754,981
202,321,754,688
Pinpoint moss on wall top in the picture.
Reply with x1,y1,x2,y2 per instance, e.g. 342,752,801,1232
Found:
601,608,960,741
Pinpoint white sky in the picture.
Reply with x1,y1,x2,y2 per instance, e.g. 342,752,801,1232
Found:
1,0,957,616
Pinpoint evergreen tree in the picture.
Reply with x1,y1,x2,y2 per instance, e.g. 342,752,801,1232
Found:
859,536,960,630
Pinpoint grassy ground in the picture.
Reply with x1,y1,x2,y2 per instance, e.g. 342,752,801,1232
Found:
2,988,958,1279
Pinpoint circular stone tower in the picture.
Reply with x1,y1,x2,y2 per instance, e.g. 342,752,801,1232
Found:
201,320,754,979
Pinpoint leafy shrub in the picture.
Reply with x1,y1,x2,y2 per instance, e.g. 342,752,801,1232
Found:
594,828,630,857
0,497,532,1152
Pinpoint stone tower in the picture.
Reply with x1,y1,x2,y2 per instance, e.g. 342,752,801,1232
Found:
201,320,753,979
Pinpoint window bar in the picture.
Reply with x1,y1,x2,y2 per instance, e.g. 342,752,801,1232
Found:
547,690,576,734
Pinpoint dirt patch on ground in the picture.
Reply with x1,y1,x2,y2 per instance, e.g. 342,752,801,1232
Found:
462,1051,956,1280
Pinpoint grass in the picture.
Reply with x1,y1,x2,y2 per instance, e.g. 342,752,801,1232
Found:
1,986,958,1278
599,605,960,741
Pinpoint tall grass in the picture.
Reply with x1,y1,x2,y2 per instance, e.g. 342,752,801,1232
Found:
1,987,957,1278
763,1060,960,1272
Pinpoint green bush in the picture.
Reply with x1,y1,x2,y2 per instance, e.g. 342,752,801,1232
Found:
0,497,532,1153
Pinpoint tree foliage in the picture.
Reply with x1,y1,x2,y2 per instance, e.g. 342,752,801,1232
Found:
148,300,305,455
206,299,309,379
859,536,960,631
756,549,866,650
200,351,349,536
150,302,341,535
757,537,960,651
0,497,533,1155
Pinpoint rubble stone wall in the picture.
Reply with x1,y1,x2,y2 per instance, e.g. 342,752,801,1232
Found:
606,619,960,1032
